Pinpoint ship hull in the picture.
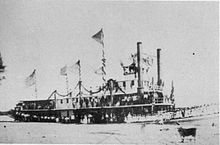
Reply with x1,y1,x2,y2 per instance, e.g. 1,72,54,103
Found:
12,103,174,124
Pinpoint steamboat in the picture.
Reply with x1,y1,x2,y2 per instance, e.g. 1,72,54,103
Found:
12,41,175,124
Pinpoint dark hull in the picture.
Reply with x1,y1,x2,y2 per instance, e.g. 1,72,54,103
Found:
12,103,174,124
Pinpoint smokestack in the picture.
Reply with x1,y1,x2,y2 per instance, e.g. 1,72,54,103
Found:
157,48,161,86
137,42,144,97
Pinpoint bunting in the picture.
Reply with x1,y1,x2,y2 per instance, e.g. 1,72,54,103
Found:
130,53,153,66
92,29,106,82
171,81,174,95
170,81,175,103
101,50,106,76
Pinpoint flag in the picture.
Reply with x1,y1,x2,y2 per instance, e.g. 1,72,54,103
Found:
92,28,104,47
122,63,137,75
60,65,67,76
76,60,80,67
25,69,36,87
94,66,106,75
142,56,153,66
129,53,154,66
69,60,80,75
0,53,5,73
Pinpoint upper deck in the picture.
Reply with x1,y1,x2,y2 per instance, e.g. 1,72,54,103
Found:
16,79,172,111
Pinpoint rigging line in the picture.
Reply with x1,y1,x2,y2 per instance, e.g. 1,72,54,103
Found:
81,84,90,93
47,90,57,100
81,84,102,95
55,91,72,97
65,74,69,94
114,136,124,144
75,92,80,98
141,53,156,58
96,135,112,144
75,61,100,78
75,91,90,97
116,85,126,95
86,62,100,73
74,82,79,90
75,60,107,85
130,53,156,58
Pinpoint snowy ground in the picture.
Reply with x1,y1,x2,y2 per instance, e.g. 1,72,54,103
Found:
0,114,219,144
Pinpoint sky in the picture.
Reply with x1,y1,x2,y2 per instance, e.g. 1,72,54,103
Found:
0,1,219,111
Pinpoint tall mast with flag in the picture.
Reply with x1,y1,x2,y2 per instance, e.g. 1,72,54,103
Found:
76,60,81,97
92,28,106,83
170,80,174,103
25,69,37,98
69,59,81,97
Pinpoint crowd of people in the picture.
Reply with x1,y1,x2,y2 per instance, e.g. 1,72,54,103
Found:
21,93,166,110
70,94,156,109
22,100,55,110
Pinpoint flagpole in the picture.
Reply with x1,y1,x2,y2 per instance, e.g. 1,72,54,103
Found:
101,49,106,84
66,74,69,94
78,60,82,97
92,28,106,84
34,69,38,99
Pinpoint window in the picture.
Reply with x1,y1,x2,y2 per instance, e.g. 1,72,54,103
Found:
131,80,134,85
130,80,134,88
66,99,69,103
61,99,63,104
123,81,126,88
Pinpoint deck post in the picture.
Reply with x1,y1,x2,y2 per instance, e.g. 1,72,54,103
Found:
151,104,154,114
54,91,57,109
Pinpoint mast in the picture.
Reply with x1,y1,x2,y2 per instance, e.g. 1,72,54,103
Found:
92,29,106,84
71,60,81,98
78,60,82,97
60,65,69,94
65,74,69,94
137,42,144,98
34,70,38,98
54,90,57,109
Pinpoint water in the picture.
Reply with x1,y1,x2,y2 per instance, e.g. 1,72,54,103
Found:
0,114,219,144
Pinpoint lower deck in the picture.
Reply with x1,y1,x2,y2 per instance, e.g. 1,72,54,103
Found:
13,103,174,124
